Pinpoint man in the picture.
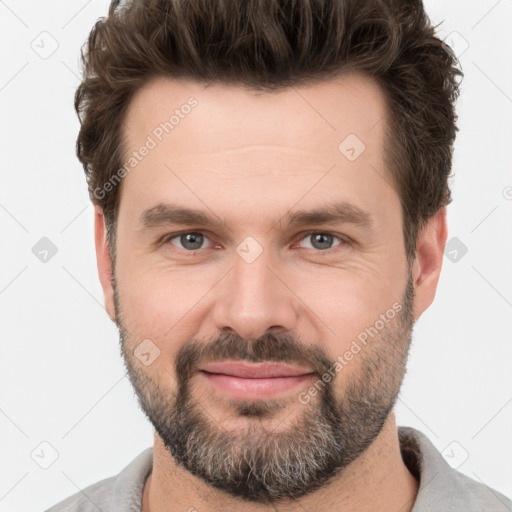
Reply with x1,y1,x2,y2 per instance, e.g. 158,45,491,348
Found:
48,0,511,510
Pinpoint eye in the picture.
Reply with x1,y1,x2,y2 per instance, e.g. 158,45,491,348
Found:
295,232,346,251
166,232,210,251
161,231,347,253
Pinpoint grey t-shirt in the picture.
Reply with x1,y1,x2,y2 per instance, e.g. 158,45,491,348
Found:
46,426,511,511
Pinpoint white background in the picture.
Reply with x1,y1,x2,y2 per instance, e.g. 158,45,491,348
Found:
0,1,511,510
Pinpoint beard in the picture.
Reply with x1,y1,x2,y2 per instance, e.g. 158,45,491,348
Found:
114,268,415,505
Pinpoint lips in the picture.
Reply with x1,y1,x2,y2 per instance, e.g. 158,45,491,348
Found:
197,361,316,400
198,361,314,379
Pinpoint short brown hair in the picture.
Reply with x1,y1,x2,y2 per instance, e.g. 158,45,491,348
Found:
75,0,462,263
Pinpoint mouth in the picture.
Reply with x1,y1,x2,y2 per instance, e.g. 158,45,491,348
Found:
198,361,315,400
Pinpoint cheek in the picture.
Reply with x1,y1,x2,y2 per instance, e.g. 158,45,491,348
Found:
302,276,407,393
294,266,402,346
115,256,216,346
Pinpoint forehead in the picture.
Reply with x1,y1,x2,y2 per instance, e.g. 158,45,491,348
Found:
117,72,399,233
122,72,388,158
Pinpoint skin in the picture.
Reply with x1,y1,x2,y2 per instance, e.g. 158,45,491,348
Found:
95,72,447,511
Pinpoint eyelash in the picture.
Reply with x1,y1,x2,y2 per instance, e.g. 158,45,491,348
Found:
160,231,350,253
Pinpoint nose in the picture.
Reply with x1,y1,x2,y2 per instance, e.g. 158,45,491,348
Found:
211,247,299,341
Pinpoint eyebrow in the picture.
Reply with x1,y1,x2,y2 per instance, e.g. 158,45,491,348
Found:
139,201,374,232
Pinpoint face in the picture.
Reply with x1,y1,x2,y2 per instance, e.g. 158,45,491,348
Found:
96,73,441,503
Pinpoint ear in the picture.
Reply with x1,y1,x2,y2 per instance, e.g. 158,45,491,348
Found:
411,206,448,321
94,206,116,322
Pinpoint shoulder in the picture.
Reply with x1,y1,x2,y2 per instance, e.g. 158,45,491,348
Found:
398,426,511,512
45,476,116,512
45,448,153,512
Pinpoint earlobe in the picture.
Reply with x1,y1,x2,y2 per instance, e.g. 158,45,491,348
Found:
94,206,116,322
412,207,448,321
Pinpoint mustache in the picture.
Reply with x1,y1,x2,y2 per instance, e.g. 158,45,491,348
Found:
174,331,334,383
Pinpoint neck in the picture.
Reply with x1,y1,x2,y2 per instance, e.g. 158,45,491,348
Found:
142,412,418,512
